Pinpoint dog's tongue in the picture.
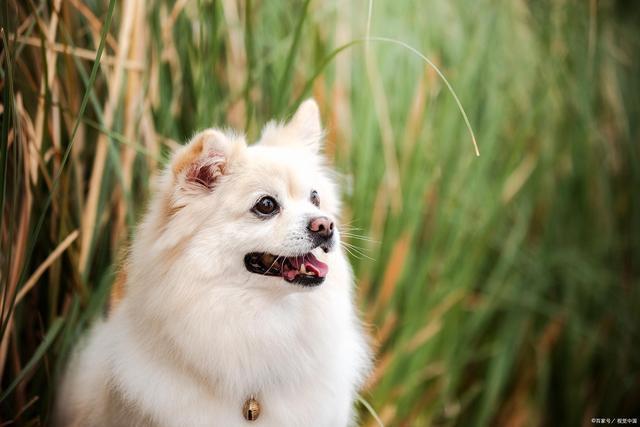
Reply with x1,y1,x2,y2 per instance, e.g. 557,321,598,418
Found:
282,253,328,282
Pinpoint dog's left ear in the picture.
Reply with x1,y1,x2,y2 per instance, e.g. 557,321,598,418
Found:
286,99,323,153
259,99,324,154
172,129,245,191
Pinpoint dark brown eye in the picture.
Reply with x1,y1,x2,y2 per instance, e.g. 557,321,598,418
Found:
253,196,279,216
310,190,320,207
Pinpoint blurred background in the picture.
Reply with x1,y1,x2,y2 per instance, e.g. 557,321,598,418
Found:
1,0,639,425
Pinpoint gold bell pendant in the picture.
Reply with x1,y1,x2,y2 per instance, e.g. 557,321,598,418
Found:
243,396,260,421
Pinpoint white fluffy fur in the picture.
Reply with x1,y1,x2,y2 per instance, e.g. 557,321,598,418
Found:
55,100,371,427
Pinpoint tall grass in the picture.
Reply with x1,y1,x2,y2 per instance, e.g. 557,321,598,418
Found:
1,0,639,425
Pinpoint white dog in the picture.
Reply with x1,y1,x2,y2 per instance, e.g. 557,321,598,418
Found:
55,100,371,427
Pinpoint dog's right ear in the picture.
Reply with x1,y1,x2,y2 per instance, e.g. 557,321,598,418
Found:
171,129,245,191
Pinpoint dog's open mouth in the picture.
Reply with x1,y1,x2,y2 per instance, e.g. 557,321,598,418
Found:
244,252,328,286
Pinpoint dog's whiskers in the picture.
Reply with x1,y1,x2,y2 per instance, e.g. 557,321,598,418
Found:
338,223,365,231
341,240,369,253
341,232,378,243
340,241,376,261
340,244,359,259
263,255,284,275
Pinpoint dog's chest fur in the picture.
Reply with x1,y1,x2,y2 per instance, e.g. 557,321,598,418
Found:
57,266,367,427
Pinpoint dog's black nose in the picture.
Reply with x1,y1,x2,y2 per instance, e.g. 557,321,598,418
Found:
308,216,334,240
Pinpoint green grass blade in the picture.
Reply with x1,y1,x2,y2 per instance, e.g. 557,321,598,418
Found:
0,318,64,402
275,0,312,114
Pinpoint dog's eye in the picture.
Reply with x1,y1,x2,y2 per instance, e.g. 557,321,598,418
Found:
253,196,279,216
310,190,320,207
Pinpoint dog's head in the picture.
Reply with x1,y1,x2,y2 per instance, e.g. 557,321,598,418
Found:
158,99,341,290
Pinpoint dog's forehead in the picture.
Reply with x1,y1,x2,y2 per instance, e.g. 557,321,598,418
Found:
241,145,318,198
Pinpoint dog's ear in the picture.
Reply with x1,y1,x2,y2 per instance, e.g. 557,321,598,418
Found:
286,99,322,152
171,129,245,191
258,99,324,154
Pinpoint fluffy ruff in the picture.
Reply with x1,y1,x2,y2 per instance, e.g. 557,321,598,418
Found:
55,100,371,427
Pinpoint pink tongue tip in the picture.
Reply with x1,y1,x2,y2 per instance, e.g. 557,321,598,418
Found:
289,253,329,278
305,254,329,278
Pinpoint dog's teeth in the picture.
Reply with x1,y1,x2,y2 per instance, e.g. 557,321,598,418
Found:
300,264,306,274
